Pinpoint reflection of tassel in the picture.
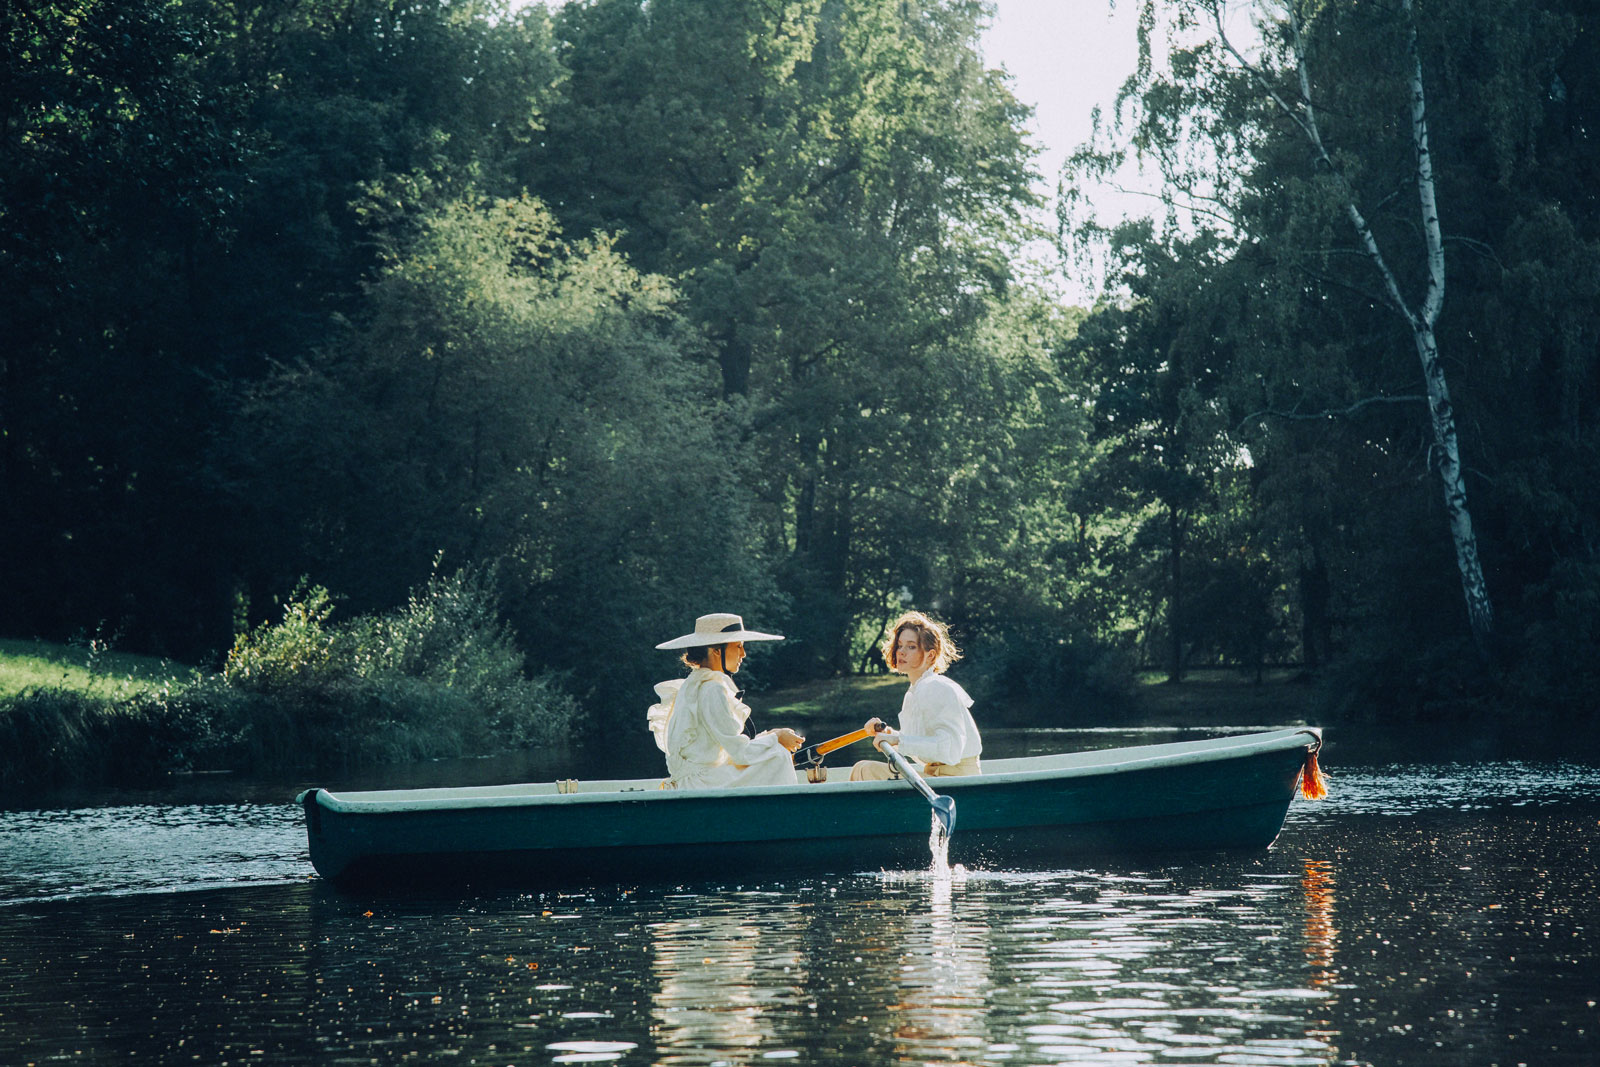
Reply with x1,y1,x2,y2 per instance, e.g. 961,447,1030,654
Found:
1301,750,1328,799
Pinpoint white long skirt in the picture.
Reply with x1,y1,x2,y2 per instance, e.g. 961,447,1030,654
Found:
668,741,798,790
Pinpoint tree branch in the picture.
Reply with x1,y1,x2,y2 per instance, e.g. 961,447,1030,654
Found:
1237,394,1426,432
1101,183,1243,232
1291,261,1393,309
1208,1,1418,329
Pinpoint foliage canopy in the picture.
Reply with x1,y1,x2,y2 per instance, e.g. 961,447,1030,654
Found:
5,0,1597,737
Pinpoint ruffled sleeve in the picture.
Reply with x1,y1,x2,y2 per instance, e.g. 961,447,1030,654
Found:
647,679,684,753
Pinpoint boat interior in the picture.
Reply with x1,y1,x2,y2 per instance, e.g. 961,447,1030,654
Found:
308,728,1318,809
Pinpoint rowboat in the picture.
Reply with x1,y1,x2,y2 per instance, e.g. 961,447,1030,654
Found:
296,727,1324,886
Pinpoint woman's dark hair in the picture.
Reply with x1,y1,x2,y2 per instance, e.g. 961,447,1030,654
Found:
680,644,724,669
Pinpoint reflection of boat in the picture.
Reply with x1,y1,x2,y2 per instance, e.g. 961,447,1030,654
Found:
296,728,1323,885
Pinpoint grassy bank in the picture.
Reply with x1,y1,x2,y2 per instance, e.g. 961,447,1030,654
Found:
0,638,191,701
1121,669,1330,726
1,571,580,796
5,622,1333,797
1,642,576,796
758,675,907,727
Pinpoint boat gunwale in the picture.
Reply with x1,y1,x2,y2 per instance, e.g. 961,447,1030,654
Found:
298,727,1320,815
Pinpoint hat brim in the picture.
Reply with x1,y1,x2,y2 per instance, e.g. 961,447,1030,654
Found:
655,630,785,650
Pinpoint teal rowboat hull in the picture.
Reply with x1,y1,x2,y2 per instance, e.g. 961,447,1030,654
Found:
296,728,1322,886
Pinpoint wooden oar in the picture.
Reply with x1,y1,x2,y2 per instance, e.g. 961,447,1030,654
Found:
793,724,885,769
878,740,957,836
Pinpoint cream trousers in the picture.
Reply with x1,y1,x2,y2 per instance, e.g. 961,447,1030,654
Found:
849,754,980,781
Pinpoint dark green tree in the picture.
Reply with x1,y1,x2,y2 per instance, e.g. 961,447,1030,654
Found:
1073,0,1600,713
214,195,778,717
531,0,1045,675
1067,226,1246,681
1,0,251,652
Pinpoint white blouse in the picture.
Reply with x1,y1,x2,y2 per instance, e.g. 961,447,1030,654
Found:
894,672,982,766
648,668,797,789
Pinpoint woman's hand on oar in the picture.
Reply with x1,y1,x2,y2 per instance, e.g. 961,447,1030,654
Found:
771,727,805,754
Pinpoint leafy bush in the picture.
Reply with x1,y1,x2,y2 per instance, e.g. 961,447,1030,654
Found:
0,568,577,795
222,580,344,689
221,566,578,761
0,686,200,792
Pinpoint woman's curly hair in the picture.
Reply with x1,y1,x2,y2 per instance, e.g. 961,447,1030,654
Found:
882,611,962,674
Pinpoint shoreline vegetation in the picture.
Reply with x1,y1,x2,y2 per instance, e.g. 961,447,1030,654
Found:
0,570,579,796
3,624,1336,798
760,669,1332,731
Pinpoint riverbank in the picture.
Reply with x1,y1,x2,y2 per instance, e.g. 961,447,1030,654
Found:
0,639,1334,798
0,630,576,796
0,638,191,701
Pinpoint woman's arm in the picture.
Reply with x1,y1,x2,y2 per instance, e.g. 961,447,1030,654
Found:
703,684,800,764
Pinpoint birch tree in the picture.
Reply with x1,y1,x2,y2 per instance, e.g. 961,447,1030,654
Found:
1104,0,1494,654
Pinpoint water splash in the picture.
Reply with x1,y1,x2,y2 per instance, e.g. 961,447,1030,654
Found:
929,812,951,876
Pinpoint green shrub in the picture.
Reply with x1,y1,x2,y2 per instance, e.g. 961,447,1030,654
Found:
221,580,341,688
1,567,580,795
0,687,197,792
220,566,578,763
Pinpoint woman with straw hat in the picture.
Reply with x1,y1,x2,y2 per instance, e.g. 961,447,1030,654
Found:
648,613,805,789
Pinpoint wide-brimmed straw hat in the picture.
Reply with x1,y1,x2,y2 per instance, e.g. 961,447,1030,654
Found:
656,612,784,650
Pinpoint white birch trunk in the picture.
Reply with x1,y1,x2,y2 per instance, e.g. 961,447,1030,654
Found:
1399,0,1494,649
1212,0,1495,651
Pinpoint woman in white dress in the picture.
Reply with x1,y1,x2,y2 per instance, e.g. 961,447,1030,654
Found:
648,613,805,789
850,610,981,780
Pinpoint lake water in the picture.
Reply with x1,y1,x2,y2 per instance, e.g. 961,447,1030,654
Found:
3,725,1599,1065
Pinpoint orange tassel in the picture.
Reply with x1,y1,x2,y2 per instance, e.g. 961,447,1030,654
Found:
1300,750,1328,800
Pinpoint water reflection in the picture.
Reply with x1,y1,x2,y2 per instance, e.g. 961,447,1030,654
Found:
636,862,1353,1065
984,867,1340,1065
1301,858,1338,988
648,894,808,1064
5,741,1600,1066
877,866,993,1063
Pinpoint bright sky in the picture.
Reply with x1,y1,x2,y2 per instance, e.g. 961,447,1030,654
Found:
981,0,1143,199
980,1,1160,301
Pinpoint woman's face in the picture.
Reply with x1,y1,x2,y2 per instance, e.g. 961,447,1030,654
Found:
894,629,927,673
720,641,746,674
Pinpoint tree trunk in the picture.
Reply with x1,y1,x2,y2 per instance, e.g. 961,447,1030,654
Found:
1299,550,1330,670
1214,0,1495,655
1413,320,1495,649
717,327,751,399
1398,0,1493,653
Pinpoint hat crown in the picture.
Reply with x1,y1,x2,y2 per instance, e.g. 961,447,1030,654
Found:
694,613,745,637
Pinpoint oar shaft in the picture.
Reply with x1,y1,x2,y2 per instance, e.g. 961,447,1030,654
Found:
794,724,886,767
881,744,939,804
813,726,876,757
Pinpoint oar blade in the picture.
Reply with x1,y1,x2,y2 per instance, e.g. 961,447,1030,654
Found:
933,795,956,836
